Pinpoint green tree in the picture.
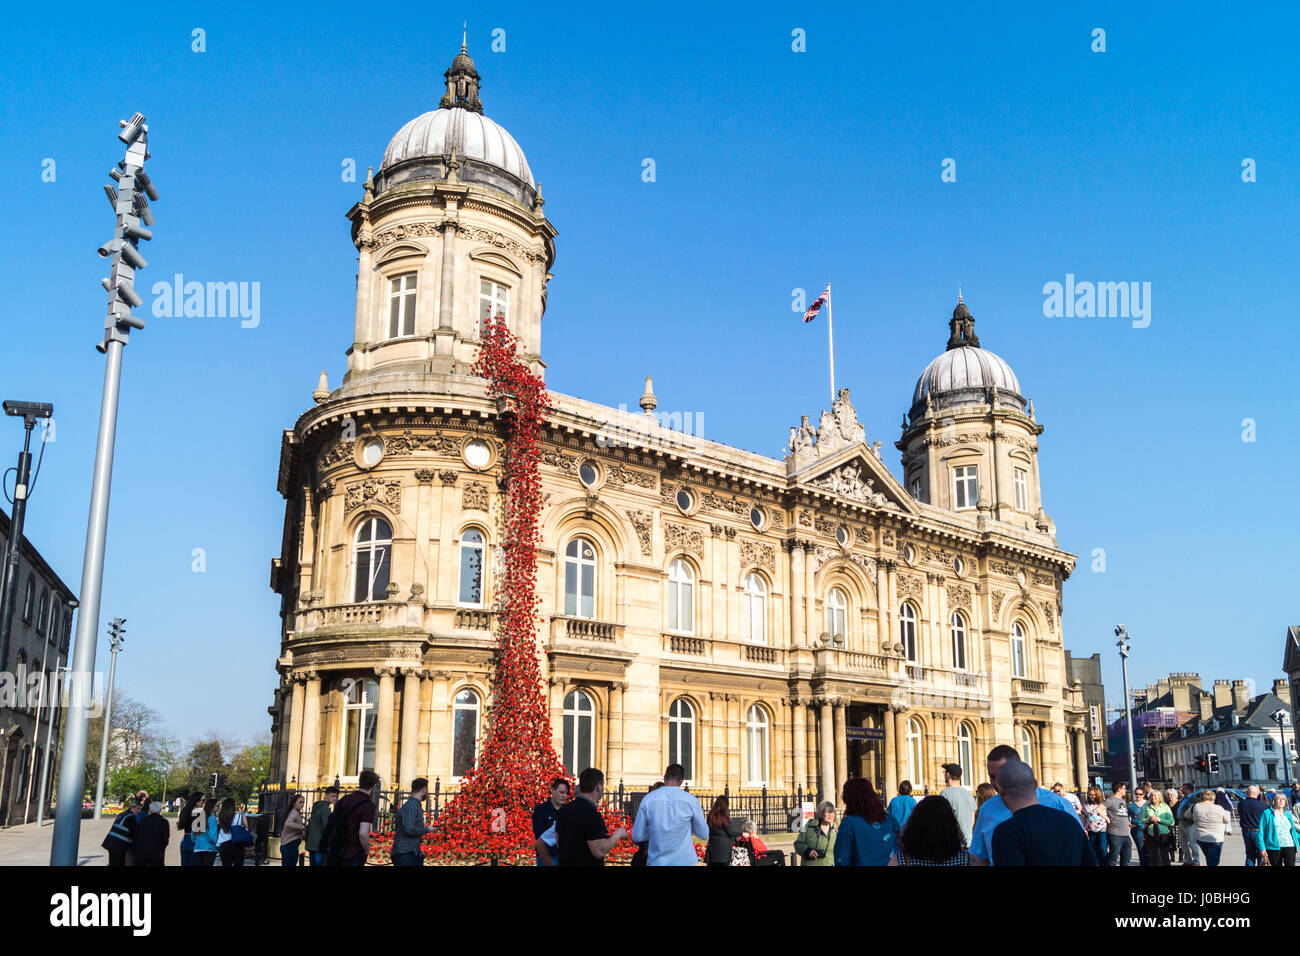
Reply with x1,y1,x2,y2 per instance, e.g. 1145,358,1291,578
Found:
107,763,164,802
183,739,227,796
228,742,272,803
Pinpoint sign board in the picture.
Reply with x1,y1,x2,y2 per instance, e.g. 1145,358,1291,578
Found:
801,801,815,823
845,726,885,742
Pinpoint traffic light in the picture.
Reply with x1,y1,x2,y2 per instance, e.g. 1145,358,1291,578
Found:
97,113,157,353
1195,756,1207,773
1207,753,1219,774
210,772,226,790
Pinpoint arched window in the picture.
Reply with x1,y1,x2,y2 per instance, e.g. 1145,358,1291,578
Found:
900,603,918,662
451,688,481,780
1019,725,1034,769
667,559,694,634
957,723,974,788
1011,622,1027,678
744,705,769,786
352,517,392,603
950,611,967,670
388,272,417,339
22,575,35,623
36,588,49,635
825,587,847,642
458,528,485,606
564,537,596,619
742,573,767,644
342,678,379,777
907,718,924,788
563,690,595,776
668,698,695,780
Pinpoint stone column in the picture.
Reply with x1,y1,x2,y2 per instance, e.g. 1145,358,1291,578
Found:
792,697,808,790
285,676,305,784
819,700,835,803
805,703,818,791
299,671,322,786
374,667,396,787
1074,728,1089,791
417,675,433,779
876,561,891,655
609,683,625,785
804,541,818,645
789,542,806,647
833,700,847,799
883,706,898,797
437,221,457,336
398,668,420,787
894,706,911,788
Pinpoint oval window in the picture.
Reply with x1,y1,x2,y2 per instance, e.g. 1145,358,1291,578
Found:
676,489,694,512
362,439,383,466
464,440,490,469
579,461,599,487
835,526,849,547
750,507,764,530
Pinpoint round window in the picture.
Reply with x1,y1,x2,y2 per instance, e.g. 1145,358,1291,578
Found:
1015,569,1026,586
361,439,383,466
903,544,917,565
464,440,490,469
676,489,694,512
750,506,764,530
579,461,599,487
953,556,965,576
835,526,849,547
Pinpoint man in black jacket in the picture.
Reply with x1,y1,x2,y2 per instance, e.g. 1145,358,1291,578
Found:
101,794,145,866
132,800,170,866
531,778,569,866
1236,784,1268,866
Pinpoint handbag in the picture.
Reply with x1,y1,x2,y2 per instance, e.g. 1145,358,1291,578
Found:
729,839,751,867
230,812,255,847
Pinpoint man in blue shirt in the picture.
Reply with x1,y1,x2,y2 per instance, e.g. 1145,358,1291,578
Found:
630,763,708,866
969,745,1085,865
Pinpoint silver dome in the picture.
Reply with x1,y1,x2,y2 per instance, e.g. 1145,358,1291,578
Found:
376,107,535,203
912,346,1023,411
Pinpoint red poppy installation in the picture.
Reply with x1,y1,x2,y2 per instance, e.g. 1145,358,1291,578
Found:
426,316,567,863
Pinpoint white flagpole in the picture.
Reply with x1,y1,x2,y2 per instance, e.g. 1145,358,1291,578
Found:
827,283,835,403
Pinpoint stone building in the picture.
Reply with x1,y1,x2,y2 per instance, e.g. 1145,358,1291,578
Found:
1064,650,1108,785
0,508,77,826
1160,681,1296,788
266,45,1088,799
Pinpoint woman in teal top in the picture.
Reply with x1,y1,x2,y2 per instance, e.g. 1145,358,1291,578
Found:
1258,794,1300,867
189,801,218,866
887,780,917,830
834,779,900,866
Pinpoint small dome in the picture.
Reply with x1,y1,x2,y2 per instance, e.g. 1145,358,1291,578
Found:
376,107,535,203
912,346,1023,412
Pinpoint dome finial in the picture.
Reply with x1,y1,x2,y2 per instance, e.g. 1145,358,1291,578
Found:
946,293,979,350
462,20,468,52
440,35,483,113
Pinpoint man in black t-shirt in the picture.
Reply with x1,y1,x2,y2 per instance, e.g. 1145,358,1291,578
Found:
555,768,627,866
991,760,1098,867
532,778,569,866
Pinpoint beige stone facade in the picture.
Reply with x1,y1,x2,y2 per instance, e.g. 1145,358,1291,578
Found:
266,47,1091,800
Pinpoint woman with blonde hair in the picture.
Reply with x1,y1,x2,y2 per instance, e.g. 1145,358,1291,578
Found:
793,801,837,867
1191,789,1231,867
1083,787,1109,862
1141,789,1175,866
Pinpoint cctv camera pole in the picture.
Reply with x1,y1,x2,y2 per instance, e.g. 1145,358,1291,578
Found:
0,405,51,673
51,114,156,866
91,618,124,818
1276,712,1292,788
1115,626,1138,796
36,665,70,826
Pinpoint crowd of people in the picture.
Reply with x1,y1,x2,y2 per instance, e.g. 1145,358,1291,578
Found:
99,750,1300,867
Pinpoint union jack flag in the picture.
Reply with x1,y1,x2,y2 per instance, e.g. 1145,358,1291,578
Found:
803,284,829,322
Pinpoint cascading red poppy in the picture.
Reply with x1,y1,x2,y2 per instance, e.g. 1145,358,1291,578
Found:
426,316,633,864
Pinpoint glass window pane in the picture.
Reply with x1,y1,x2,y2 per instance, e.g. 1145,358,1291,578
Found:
354,551,371,602
459,545,482,604
578,715,591,772
362,708,376,771
345,709,360,773
681,725,693,779
371,545,390,599
669,584,678,629
563,714,574,773
452,701,478,778
581,565,594,618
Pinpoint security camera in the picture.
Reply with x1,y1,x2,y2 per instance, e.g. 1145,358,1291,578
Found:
3,401,53,420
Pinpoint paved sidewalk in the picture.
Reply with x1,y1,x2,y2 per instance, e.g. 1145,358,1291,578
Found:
0,817,185,866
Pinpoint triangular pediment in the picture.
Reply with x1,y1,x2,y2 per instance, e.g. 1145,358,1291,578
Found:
790,443,919,515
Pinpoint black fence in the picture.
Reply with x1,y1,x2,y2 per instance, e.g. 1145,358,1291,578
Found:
256,779,818,839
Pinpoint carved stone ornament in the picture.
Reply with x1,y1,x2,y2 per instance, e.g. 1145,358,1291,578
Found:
989,559,1019,577
604,462,657,491
895,574,923,600
946,583,973,610
664,522,705,558
808,461,893,509
787,387,868,468
415,469,437,483
991,590,1006,617
541,446,578,474
849,552,878,584
463,480,489,511
320,439,353,467
625,510,654,556
438,470,458,485
881,529,896,548
381,430,464,457
343,477,402,515
740,540,776,573
1042,600,1056,633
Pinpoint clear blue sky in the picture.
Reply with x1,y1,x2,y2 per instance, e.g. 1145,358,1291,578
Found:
1,3,1295,743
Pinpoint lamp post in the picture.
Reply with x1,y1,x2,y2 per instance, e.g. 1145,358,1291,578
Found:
50,113,157,866
0,400,54,673
1115,626,1138,796
92,618,125,818
1273,709,1293,788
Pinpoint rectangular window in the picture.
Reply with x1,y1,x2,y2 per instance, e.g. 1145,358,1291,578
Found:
953,465,978,510
1092,741,1102,765
1268,763,1278,780
1265,738,1275,751
478,278,510,328
1238,738,1248,751
910,479,922,501
1013,468,1028,511
388,273,417,338
1090,705,1101,736
452,707,477,779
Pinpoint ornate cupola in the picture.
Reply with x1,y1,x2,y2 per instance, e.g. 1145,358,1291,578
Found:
439,36,483,113
337,38,557,392
896,297,1054,536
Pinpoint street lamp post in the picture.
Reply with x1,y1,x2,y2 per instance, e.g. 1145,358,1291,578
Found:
1115,626,1138,795
50,113,157,866
0,400,54,673
1273,710,1292,788
92,618,125,818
